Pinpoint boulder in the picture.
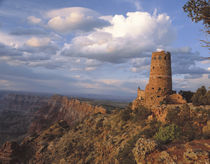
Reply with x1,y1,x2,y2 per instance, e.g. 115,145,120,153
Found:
132,138,157,163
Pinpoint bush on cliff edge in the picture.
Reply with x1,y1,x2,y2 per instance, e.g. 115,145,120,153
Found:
154,124,181,144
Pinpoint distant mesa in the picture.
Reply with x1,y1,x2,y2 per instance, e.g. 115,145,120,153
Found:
132,51,186,109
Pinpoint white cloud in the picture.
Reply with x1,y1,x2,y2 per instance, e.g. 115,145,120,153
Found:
61,11,175,63
46,7,109,33
26,37,50,47
27,16,42,24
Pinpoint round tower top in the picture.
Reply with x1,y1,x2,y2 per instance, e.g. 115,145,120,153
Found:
152,51,170,56
151,51,171,61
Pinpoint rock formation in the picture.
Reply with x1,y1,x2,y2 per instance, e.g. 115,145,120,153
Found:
0,141,22,164
0,93,106,146
0,106,209,164
0,93,49,146
28,95,107,134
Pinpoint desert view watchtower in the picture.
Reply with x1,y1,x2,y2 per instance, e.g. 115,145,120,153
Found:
133,50,186,108
145,51,172,105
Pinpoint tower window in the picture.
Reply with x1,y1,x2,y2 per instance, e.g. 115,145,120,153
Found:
157,96,160,98
152,88,154,90
158,56,162,60
153,66,155,69
164,56,166,60
158,88,161,91
153,57,156,60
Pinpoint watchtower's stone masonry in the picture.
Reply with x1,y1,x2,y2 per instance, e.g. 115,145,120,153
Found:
132,51,186,109
145,51,172,106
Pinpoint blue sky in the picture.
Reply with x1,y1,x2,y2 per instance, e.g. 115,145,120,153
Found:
0,0,209,100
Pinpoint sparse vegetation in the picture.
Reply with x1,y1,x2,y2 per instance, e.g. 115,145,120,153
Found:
132,105,151,122
117,136,138,164
141,119,161,138
179,90,194,102
192,86,210,106
119,108,131,121
154,124,181,144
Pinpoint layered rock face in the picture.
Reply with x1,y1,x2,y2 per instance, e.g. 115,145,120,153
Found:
0,93,48,146
0,141,22,164
0,93,106,146
28,95,106,134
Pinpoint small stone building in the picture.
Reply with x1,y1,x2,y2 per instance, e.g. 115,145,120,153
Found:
132,51,186,109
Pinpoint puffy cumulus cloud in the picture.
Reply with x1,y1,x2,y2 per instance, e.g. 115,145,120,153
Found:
61,11,175,63
27,16,42,24
26,37,50,47
46,7,110,33
0,33,58,69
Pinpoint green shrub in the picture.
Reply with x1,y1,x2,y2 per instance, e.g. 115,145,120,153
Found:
154,124,181,144
192,86,210,106
179,90,194,103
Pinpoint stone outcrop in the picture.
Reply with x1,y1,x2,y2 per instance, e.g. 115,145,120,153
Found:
132,138,157,163
0,141,22,164
146,139,210,163
167,93,186,104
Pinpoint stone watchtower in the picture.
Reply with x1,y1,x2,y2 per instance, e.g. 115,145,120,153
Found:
145,51,172,106
132,50,186,109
